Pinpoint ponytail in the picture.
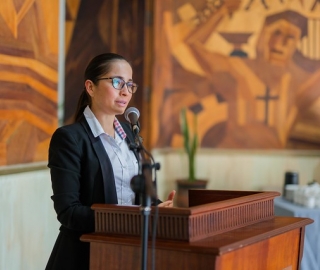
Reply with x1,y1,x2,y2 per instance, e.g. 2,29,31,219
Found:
74,89,91,122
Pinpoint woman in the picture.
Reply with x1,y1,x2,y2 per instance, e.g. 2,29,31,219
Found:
46,53,175,270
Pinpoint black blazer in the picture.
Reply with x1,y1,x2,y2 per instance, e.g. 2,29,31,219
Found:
46,116,140,270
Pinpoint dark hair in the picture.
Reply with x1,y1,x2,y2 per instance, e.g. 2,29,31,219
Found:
74,53,130,122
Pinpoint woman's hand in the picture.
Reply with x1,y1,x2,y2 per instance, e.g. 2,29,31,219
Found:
158,190,176,207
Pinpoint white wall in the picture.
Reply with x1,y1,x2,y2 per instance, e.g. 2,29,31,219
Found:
0,164,59,270
153,149,320,201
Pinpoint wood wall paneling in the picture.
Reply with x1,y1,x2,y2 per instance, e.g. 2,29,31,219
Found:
0,0,59,166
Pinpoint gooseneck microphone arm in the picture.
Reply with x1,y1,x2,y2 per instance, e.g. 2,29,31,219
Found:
125,107,160,270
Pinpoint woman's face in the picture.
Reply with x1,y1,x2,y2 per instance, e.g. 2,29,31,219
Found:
86,59,133,117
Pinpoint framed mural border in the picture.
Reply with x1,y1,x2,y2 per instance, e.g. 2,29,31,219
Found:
0,162,48,176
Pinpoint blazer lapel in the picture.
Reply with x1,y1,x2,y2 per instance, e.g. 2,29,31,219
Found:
80,118,118,204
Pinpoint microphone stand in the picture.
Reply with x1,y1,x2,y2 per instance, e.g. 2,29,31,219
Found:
129,133,159,270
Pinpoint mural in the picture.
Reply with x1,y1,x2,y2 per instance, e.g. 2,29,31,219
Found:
0,0,59,166
151,0,320,149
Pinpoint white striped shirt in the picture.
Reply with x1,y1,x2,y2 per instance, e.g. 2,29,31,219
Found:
83,106,138,205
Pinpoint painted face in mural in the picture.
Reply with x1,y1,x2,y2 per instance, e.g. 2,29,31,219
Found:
86,60,134,116
266,20,301,66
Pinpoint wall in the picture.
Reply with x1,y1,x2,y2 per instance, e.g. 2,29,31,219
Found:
151,0,320,150
0,0,59,165
63,0,147,126
0,0,63,269
0,165,59,270
153,149,320,202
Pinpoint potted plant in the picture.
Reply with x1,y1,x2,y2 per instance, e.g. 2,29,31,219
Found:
181,107,198,181
175,108,207,207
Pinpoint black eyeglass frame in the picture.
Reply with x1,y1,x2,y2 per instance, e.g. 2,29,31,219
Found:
96,77,138,93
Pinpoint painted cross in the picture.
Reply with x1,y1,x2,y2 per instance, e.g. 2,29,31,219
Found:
256,87,279,125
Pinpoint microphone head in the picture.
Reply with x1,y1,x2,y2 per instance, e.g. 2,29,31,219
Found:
124,107,140,123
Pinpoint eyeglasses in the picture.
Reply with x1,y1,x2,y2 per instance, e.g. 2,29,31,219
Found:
97,77,138,94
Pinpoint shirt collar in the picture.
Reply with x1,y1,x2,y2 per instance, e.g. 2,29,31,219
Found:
83,106,127,140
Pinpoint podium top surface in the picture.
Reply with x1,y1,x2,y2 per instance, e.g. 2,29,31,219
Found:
81,216,313,255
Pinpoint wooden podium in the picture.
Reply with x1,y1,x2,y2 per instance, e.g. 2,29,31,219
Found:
81,190,313,270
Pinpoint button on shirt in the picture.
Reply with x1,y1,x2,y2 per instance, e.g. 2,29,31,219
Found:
83,106,138,205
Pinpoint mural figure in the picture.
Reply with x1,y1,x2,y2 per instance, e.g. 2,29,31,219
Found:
156,0,320,149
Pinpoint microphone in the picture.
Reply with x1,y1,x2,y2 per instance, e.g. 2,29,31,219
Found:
124,107,140,134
